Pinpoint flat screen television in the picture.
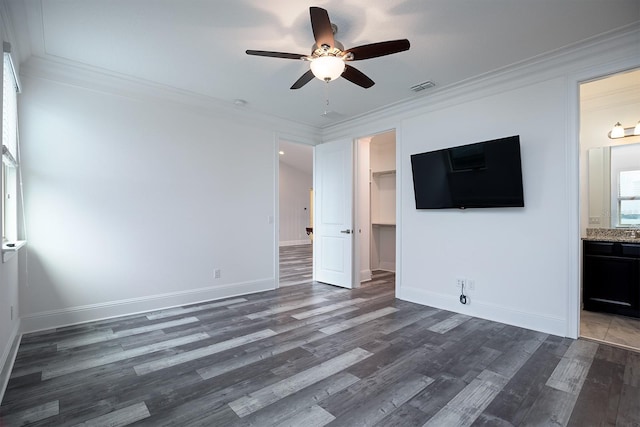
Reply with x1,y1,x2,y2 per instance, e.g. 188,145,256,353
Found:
410,135,524,209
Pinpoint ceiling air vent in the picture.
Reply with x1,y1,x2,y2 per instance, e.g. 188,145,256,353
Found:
410,81,435,92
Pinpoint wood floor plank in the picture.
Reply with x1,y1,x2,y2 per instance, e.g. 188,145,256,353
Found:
616,383,640,426
141,351,312,425
486,331,546,378
476,336,570,426
520,386,578,427
566,358,625,427
623,350,640,387
42,332,211,379
318,306,398,335
401,372,468,421
146,297,248,320
0,400,59,426
228,347,372,417
427,313,472,334
133,329,277,375
271,404,335,427
546,339,599,394
243,372,358,426
279,245,313,288
291,298,367,320
247,296,329,319
197,332,326,380
325,374,434,426
423,370,510,427
56,317,200,351
320,345,432,417
2,263,639,425
72,402,150,427
262,306,362,336
378,307,440,335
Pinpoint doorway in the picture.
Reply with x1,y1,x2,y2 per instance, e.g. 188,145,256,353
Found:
277,130,399,291
356,130,397,289
278,139,314,287
579,68,640,351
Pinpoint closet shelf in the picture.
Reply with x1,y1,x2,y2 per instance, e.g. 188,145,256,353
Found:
372,170,396,177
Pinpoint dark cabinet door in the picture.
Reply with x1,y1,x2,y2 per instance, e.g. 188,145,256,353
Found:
583,254,640,317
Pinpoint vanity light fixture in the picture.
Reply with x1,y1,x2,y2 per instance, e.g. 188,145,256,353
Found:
608,120,640,139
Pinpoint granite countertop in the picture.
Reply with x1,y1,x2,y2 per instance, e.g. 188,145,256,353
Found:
583,228,640,243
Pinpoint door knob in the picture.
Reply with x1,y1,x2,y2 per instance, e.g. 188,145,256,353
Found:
340,229,352,234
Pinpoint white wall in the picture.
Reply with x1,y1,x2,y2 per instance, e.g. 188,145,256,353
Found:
17,76,282,331
399,77,571,335
370,132,396,172
318,27,639,338
0,255,19,401
279,161,312,246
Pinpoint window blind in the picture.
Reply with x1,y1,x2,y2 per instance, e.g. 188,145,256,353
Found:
2,43,20,167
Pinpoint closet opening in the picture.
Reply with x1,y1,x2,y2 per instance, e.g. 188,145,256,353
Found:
356,130,397,289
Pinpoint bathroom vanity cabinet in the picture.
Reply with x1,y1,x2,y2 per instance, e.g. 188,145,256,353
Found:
583,240,640,318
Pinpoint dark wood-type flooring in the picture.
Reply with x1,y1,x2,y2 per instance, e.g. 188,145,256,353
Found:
279,244,312,287
1,250,639,425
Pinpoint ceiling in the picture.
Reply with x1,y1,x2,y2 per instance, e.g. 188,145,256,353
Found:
279,139,312,174
6,0,640,128
581,68,640,107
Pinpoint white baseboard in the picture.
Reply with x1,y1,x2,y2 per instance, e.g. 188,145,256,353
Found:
20,278,275,334
279,240,311,247
360,269,372,282
398,285,566,337
0,320,21,405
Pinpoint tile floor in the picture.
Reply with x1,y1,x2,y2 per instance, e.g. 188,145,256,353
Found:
580,309,640,352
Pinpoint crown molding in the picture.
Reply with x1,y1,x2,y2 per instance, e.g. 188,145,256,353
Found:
13,20,640,144
19,54,323,143
322,24,640,142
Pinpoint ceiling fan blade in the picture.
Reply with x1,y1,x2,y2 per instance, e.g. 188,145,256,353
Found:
342,65,374,89
345,39,410,61
310,7,334,49
291,69,315,89
246,50,306,60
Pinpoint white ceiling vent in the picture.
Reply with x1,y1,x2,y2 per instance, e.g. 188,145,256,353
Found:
410,81,435,92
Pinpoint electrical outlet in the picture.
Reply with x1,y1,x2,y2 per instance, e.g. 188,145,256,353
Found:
456,278,465,290
468,280,475,291
214,269,221,279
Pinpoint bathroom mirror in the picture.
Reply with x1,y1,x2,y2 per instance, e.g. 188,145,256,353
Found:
588,142,640,228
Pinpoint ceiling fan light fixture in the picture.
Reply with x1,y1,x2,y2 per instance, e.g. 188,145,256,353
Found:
310,56,345,82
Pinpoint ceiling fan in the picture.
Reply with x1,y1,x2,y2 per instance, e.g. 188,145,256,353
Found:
246,6,410,90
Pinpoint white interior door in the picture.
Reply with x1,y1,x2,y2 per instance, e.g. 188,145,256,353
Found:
313,138,354,288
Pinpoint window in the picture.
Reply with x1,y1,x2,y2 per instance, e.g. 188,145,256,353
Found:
2,45,20,244
618,170,640,226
